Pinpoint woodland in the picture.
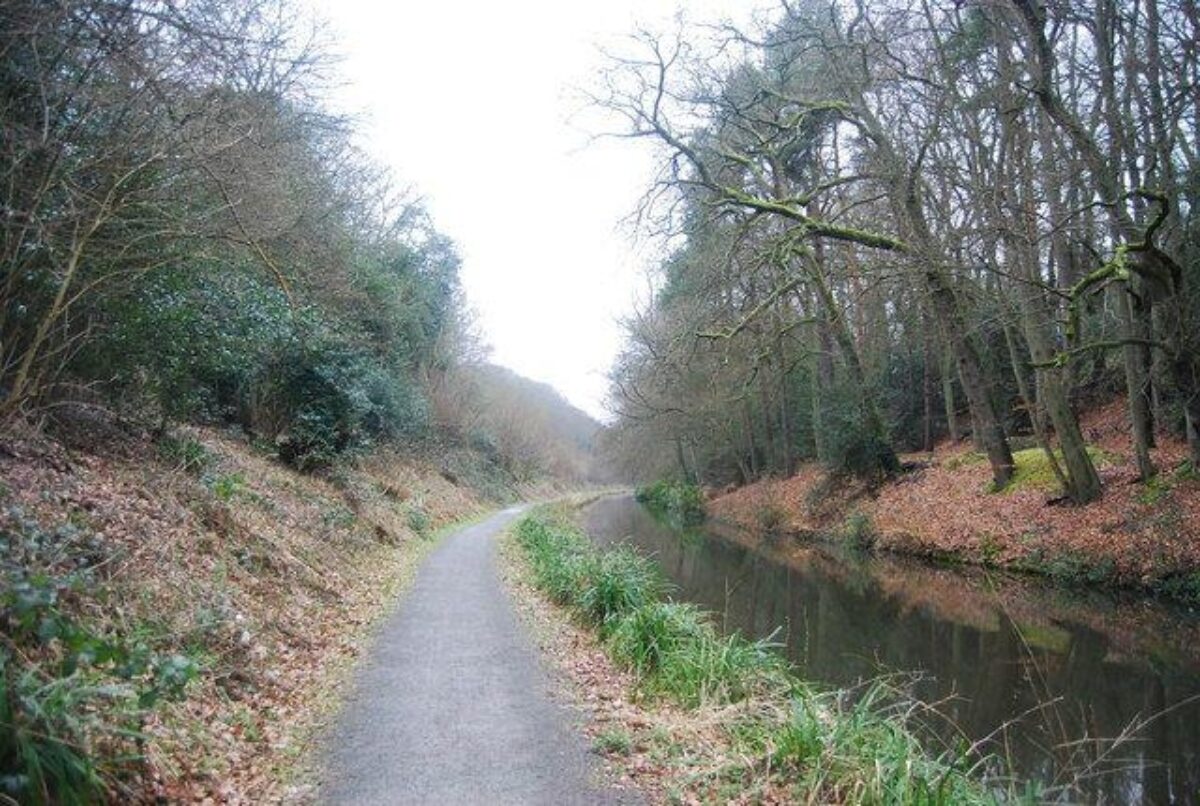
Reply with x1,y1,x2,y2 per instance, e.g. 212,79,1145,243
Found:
2,0,1200,801
601,0,1199,510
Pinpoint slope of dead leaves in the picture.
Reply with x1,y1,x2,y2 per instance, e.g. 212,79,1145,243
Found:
710,401,1200,591
0,422,538,802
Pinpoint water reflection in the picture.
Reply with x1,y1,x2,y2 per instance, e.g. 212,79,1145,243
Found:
583,495,1200,804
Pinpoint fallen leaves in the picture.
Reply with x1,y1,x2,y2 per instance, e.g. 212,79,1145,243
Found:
0,425,491,803
710,400,1200,589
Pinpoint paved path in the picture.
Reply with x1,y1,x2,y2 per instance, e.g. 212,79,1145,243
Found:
320,507,632,805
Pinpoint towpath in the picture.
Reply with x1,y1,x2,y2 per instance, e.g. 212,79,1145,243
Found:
321,507,632,805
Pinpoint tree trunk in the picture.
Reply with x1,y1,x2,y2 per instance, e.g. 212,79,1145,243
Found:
942,350,960,443
922,317,935,453
1119,287,1158,480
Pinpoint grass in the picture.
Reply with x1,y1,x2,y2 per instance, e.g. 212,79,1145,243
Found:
512,507,1006,803
594,727,634,756
732,683,1002,803
1004,446,1109,493
842,510,876,550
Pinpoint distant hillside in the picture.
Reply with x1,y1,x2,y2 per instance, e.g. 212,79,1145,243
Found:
431,363,603,483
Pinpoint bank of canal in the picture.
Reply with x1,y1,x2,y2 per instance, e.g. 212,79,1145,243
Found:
583,494,1200,803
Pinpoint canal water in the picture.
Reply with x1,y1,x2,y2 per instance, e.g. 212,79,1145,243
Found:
583,494,1200,804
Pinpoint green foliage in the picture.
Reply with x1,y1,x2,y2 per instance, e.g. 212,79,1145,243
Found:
943,451,987,471
257,334,429,470
405,503,431,538
606,601,711,676
79,257,436,472
1151,571,1200,605
514,513,662,624
842,510,876,551
321,505,357,531
157,434,211,474
1018,549,1118,587
755,501,788,533
1,510,199,803
1004,447,1109,493
208,472,247,502
515,511,785,706
594,728,634,756
634,479,706,526
822,387,901,481
577,548,664,634
637,624,790,707
84,268,294,424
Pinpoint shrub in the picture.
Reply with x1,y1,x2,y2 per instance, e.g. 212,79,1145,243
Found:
819,383,900,481
258,338,429,470
842,510,875,551
405,503,431,538
756,500,788,534
634,479,706,526
156,434,210,474
79,266,293,424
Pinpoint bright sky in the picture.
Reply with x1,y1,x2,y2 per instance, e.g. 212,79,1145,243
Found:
311,0,742,421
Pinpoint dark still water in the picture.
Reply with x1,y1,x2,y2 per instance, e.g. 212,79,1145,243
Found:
583,495,1200,804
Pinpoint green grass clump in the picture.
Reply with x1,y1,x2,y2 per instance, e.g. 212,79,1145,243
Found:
578,548,663,633
755,501,788,534
607,601,788,706
594,727,634,756
157,434,210,474
1005,446,1108,493
607,601,710,676
512,507,1002,803
734,683,997,803
634,479,706,526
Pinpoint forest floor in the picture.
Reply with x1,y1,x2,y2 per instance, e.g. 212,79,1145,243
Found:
0,416,566,802
709,400,1200,598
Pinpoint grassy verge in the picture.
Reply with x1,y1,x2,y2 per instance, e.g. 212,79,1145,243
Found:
508,505,1009,804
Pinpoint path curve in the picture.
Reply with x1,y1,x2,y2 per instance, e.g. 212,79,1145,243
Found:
320,506,632,805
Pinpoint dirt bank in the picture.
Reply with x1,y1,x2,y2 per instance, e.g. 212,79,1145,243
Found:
709,401,1200,597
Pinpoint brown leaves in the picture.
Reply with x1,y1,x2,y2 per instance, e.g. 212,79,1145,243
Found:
0,425,490,803
709,400,1200,587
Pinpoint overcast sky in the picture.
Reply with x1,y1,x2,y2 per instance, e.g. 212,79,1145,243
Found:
310,0,743,421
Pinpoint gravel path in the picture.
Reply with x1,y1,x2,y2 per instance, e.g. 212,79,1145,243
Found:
320,506,632,805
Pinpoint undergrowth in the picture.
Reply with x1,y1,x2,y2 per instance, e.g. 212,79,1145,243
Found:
1,509,199,804
512,507,1007,803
